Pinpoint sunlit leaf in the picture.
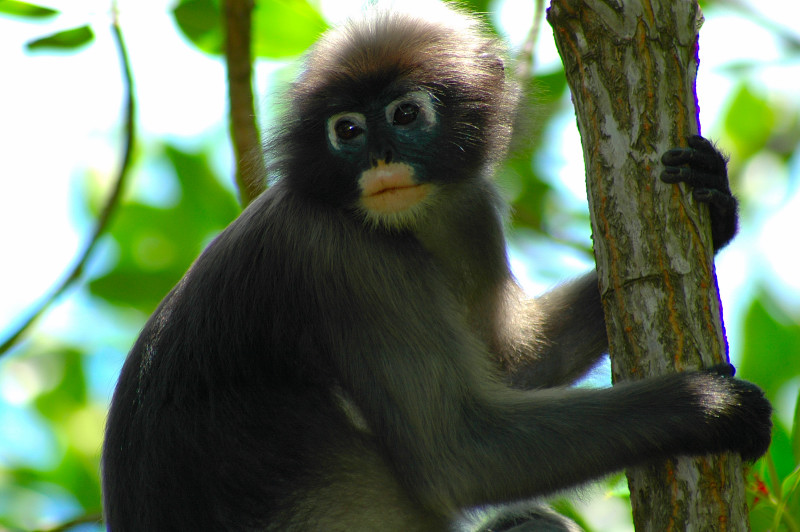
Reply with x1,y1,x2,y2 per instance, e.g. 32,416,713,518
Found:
502,70,569,233
792,390,800,463
88,144,239,312
738,290,800,397
173,0,223,55
34,349,87,421
781,465,800,497
723,84,775,160
0,0,58,18
52,447,102,510
26,25,94,51
252,0,327,58
90,268,186,311
459,0,494,15
172,0,326,58
530,69,569,106
748,500,775,532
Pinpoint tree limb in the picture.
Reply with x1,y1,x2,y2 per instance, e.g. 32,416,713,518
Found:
548,0,750,529
223,0,265,207
0,10,135,357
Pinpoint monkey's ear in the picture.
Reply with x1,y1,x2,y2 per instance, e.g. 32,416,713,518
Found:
479,52,505,73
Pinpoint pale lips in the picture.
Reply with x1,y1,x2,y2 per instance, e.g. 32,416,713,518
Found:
360,164,431,213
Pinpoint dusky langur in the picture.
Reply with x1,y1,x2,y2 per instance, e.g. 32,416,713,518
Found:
102,5,771,531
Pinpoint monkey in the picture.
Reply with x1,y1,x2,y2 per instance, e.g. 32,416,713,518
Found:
101,5,771,531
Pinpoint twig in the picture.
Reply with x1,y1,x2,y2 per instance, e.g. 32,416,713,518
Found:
0,9,136,357
32,513,103,532
515,0,545,80
223,0,266,207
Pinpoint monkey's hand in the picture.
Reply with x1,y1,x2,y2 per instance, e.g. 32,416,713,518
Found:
683,368,772,462
661,135,738,252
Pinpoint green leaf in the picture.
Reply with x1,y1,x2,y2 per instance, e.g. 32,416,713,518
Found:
26,25,94,51
88,143,239,313
56,447,103,510
0,0,58,18
34,348,87,421
89,268,189,312
723,84,775,160
252,0,327,58
738,290,800,398
792,390,800,463
458,0,494,15
530,69,569,106
501,71,569,233
173,0,223,56
172,0,327,58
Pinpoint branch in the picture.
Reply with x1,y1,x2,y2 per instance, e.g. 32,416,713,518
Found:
0,10,136,357
33,513,103,532
515,0,545,79
548,0,750,529
223,0,265,207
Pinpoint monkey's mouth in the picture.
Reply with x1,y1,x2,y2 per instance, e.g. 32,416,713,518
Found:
365,184,430,211
359,163,431,213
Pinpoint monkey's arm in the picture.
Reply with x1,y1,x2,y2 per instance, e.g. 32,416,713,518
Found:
499,136,737,389
337,303,771,515
499,273,607,389
295,193,768,519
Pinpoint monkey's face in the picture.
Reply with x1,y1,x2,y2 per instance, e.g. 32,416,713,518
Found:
324,89,442,228
274,11,519,232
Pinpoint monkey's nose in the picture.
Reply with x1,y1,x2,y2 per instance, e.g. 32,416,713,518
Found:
371,150,393,167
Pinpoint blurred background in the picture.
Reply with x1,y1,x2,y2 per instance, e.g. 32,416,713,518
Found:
0,0,798,530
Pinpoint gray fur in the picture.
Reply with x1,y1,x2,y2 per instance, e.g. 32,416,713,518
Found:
101,6,771,531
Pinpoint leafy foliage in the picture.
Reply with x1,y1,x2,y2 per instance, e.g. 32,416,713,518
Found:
88,145,239,313
0,0,57,18
26,26,94,51
173,0,328,58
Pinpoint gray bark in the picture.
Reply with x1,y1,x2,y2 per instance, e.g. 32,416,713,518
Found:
547,1,750,530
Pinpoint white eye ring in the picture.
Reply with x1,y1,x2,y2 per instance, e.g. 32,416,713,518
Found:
327,111,367,151
385,91,437,130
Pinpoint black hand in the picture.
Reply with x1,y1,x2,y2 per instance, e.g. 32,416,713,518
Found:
661,135,738,251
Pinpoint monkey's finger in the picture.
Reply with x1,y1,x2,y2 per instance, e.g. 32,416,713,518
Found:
660,167,729,193
661,139,727,173
692,188,737,213
706,363,736,377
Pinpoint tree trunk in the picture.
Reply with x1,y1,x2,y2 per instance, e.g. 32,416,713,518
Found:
547,1,750,530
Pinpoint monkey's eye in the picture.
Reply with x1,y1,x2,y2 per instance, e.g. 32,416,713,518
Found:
327,112,367,151
392,103,420,126
334,119,364,141
386,91,436,131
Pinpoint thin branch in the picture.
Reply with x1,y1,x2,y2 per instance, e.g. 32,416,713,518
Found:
224,0,266,207
33,513,103,532
515,0,545,80
0,10,135,357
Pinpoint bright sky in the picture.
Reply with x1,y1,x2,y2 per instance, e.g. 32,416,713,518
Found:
0,0,798,372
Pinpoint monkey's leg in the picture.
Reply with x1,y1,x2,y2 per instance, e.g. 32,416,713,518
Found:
470,503,583,532
276,433,446,532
